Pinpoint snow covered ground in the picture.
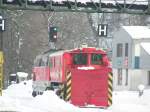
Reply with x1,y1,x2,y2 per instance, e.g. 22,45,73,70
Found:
0,80,150,112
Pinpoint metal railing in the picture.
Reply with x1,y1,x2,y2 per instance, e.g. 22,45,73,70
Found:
0,0,150,14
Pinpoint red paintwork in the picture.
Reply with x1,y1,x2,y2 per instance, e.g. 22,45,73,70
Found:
71,69,111,107
32,47,112,107
50,55,64,82
33,66,50,81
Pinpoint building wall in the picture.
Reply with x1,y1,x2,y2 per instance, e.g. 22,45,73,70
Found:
113,69,130,90
112,27,150,91
112,28,132,69
132,39,150,69
132,41,140,69
130,70,150,90
140,44,150,69
113,68,150,91
112,28,132,90
130,70,143,90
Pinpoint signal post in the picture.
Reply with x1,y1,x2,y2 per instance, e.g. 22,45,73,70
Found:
0,51,3,96
0,13,4,96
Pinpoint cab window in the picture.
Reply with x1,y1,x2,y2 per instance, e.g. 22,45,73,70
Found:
73,53,87,65
91,54,103,65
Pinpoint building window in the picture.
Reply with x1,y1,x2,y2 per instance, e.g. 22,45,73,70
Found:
125,43,128,57
117,68,122,85
125,69,128,86
148,71,150,86
117,43,123,57
134,56,140,69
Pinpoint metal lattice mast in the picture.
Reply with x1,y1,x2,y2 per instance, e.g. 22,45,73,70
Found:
0,0,149,15
148,0,150,13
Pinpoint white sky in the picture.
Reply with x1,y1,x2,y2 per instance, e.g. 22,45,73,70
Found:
0,80,150,112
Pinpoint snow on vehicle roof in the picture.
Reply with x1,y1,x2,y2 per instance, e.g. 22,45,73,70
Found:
141,43,150,55
48,48,83,57
49,50,65,57
49,47,106,57
17,72,28,78
6,0,148,5
48,48,86,57
10,74,17,76
122,26,150,39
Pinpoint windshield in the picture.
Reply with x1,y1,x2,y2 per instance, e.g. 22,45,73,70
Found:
91,54,103,65
73,53,87,65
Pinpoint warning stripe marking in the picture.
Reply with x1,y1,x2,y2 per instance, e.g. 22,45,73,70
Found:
108,99,112,106
108,88,112,93
108,74,113,80
66,86,71,94
108,81,113,87
66,93,71,100
66,72,71,80
108,72,113,106
60,84,65,99
65,71,71,101
67,80,71,87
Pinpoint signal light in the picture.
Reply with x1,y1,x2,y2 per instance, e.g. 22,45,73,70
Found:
49,26,58,42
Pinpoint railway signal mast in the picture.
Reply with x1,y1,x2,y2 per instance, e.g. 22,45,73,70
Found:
0,14,4,96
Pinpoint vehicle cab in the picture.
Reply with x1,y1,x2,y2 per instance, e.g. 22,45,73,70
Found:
70,47,110,70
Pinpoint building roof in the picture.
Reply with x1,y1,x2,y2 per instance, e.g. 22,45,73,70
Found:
122,26,150,39
141,43,150,55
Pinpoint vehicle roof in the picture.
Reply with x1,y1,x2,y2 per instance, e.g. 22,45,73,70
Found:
49,47,106,57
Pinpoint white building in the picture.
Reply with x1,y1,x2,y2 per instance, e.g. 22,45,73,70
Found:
112,26,150,90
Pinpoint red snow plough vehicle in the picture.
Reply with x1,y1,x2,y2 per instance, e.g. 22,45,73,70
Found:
32,47,113,107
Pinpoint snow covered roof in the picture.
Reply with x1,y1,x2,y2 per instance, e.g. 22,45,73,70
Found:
122,26,150,39
141,43,150,55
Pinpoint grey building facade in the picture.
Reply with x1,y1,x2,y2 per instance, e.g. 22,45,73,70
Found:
112,26,150,90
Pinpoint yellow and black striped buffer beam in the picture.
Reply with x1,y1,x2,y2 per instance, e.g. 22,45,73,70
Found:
60,84,65,99
108,72,113,106
65,71,71,101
